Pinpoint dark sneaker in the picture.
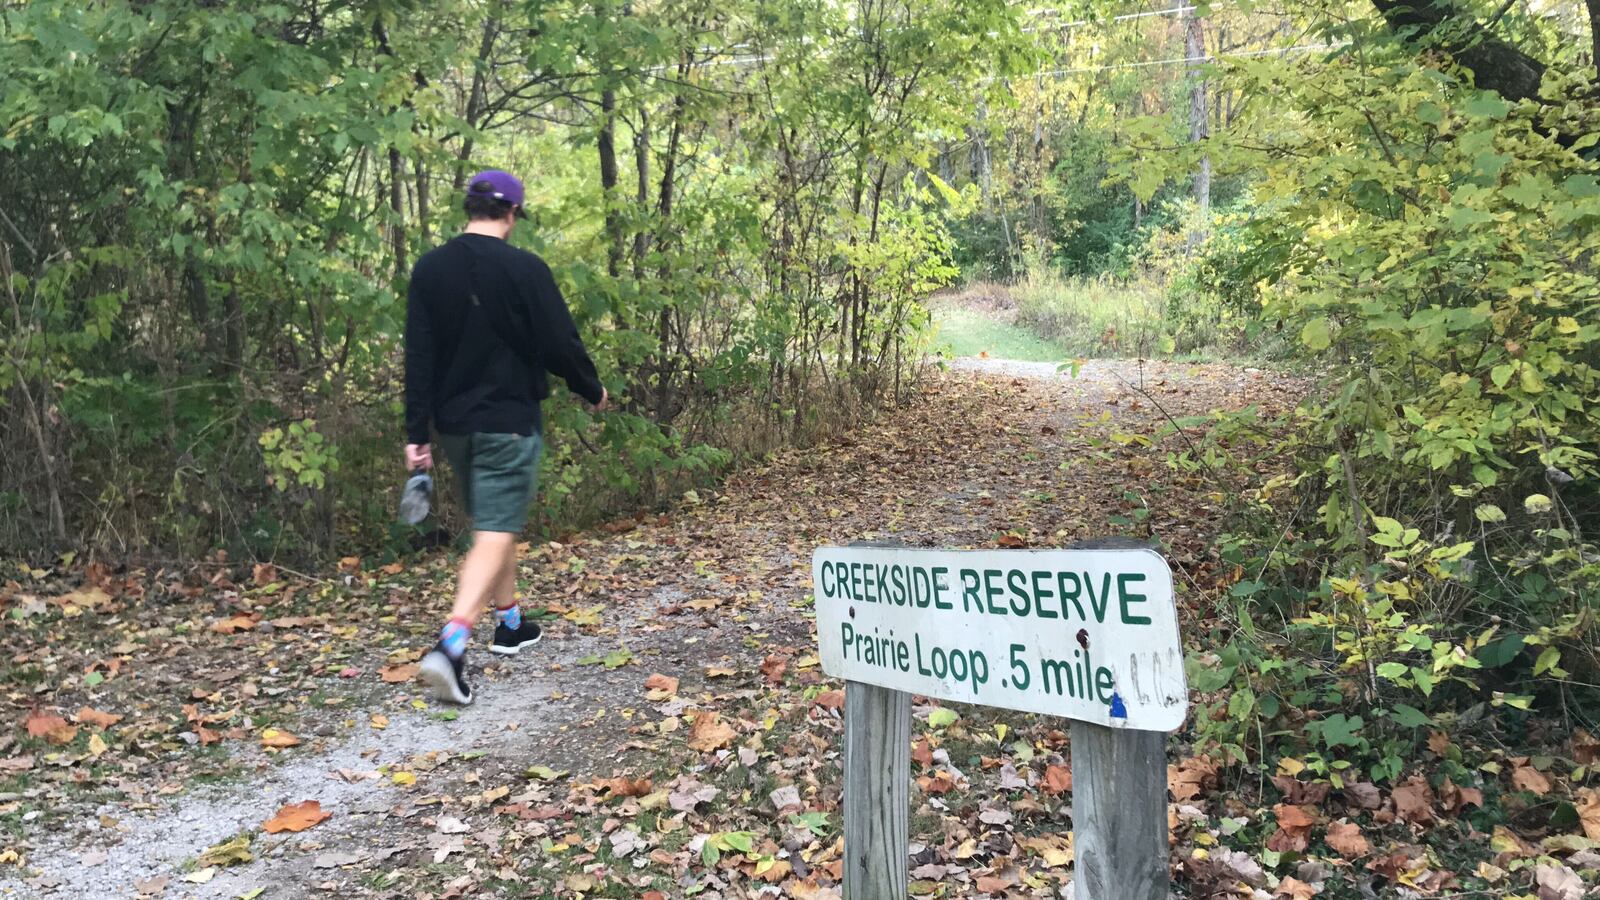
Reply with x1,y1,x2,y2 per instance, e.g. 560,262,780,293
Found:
418,644,473,705
491,620,542,656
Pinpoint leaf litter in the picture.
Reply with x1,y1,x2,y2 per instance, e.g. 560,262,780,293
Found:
1,363,1592,897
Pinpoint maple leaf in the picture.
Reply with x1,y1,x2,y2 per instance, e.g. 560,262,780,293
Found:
1391,775,1435,825
687,711,737,752
1438,776,1484,814
1271,803,1316,852
1168,756,1217,802
644,673,679,701
1574,788,1600,841
24,709,75,744
380,663,420,683
1511,765,1552,796
814,690,844,710
760,653,789,685
975,872,1012,894
597,776,653,799
1042,764,1071,795
210,613,259,634
74,707,123,729
263,800,331,833
1275,876,1320,899
911,740,933,768
260,728,302,749
1325,820,1370,858
197,834,253,868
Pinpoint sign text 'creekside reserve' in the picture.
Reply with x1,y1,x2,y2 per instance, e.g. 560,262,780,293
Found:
812,546,1187,731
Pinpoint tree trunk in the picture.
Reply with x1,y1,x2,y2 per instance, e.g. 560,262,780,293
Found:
598,85,622,280
1369,0,1545,104
1184,3,1211,247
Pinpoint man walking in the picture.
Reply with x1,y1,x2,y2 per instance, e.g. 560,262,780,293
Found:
404,169,607,705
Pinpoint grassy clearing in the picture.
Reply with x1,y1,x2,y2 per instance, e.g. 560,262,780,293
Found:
932,305,1071,363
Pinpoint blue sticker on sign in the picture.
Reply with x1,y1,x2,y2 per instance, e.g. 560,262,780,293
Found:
1109,692,1127,719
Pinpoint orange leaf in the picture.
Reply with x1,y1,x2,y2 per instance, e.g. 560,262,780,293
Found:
976,874,1011,894
260,729,302,749
1391,776,1435,825
597,777,654,799
1325,820,1370,858
1575,788,1600,841
760,654,789,685
263,800,330,833
1511,765,1552,796
211,613,260,634
814,690,844,710
24,709,68,739
1274,803,1317,831
686,711,737,753
1042,764,1072,795
75,707,123,729
380,663,419,684
911,739,933,768
644,673,679,695
1274,876,1320,899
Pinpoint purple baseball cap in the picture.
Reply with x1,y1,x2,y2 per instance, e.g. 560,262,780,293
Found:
466,169,528,218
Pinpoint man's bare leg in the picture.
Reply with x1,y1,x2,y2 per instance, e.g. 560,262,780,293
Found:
420,531,515,705
449,531,516,625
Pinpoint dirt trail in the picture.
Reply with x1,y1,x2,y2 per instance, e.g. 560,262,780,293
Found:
1,360,1297,899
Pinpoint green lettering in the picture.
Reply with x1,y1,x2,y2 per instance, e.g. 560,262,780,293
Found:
1006,569,1031,617
1030,570,1057,619
1118,573,1151,625
960,569,983,613
1095,667,1115,704
1085,571,1113,622
983,568,1006,615
1057,571,1086,620
931,567,951,609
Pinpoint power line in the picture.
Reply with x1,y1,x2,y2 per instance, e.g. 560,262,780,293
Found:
1028,41,1348,78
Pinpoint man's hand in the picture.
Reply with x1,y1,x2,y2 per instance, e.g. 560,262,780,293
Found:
405,443,433,471
591,387,610,412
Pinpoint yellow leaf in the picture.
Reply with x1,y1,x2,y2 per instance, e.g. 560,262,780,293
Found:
370,714,389,730
1277,757,1307,777
392,772,416,786
88,733,108,757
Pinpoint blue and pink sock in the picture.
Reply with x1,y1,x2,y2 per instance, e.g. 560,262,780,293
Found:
496,603,521,631
439,617,472,659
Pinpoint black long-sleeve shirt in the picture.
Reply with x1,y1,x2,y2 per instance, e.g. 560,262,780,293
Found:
404,234,603,445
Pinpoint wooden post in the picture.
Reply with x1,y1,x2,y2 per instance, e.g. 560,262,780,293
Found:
1070,721,1169,900
842,679,911,900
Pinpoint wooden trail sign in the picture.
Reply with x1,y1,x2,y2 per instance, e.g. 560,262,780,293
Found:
815,544,1186,900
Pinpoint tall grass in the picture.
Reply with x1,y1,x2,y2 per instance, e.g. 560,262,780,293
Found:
1011,268,1236,358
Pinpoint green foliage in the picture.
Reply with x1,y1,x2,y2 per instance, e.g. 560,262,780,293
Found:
0,0,1030,559
1164,34,1600,776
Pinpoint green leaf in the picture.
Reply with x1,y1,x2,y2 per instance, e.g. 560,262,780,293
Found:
926,708,959,729
1390,704,1432,729
722,831,755,853
1300,317,1332,351
1318,713,1363,748
1524,494,1553,514
1533,647,1560,676
1474,504,1506,523
1490,365,1513,389
1463,93,1510,119
1477,634,1526,668
1375,662,1408,681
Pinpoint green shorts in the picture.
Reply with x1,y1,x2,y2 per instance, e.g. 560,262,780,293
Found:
437,431,543,534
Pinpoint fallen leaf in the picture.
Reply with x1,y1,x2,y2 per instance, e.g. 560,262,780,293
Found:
74,707,123,729
197,834,253,868
263,800,331,833
1169,756,1217,802
598,776,654,799
815,690,844,710
435,816,471,834
1042,764,1071,795
133,874,169,895
1325,820,1370,858
1275,876,1320,899
1512,765,1552,796
760,654,789,684
314,851,365,868
1391,776,1435,825
687,711,737,752
260,728,302,749
182,867,217,884
705,664,736,678
210,613,259,634
644,673,679,701
1575,788,1600,841
1535,863,1584,900
380,663,420,683
24,709,75,744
